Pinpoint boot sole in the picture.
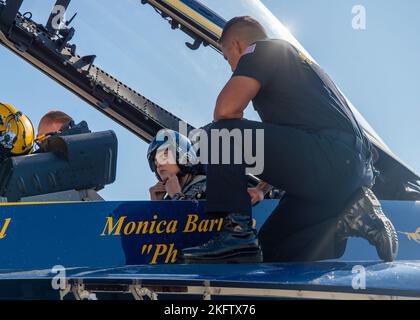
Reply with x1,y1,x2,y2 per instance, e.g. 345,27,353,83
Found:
178,249,263,264
358,188,399,262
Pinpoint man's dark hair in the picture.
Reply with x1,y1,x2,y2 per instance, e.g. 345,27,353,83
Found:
220,16,267,44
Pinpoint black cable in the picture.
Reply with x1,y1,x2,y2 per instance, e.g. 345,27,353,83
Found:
22,12,33,20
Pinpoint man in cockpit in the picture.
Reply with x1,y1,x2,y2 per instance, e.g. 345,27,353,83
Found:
36,110,74,144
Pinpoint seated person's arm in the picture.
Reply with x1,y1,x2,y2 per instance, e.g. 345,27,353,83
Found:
149,181,167,200
257,181,273,195
248,181,273,205
164,175,184,200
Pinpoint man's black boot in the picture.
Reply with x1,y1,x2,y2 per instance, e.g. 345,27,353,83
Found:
336,187,399,262
178,213,263,264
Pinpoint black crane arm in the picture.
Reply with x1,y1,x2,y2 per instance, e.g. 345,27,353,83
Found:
0,0,194,143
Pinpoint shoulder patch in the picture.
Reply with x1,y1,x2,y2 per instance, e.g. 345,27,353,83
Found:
242,44,256,56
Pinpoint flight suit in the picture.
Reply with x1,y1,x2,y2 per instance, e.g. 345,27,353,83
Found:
165,175,206,201
180,175,206,201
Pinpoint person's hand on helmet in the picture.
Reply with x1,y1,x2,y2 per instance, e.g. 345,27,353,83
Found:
164,174,182,199
248,187,264,205
149,181,167,200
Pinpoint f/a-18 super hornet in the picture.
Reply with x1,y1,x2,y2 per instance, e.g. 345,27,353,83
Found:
0,0,419,300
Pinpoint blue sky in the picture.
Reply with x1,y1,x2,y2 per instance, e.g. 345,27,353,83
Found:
1,0,419,200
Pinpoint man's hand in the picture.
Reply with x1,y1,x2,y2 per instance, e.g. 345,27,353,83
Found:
149,181,167,200
164,174,182,198
214,76,261,121
248,187,265,206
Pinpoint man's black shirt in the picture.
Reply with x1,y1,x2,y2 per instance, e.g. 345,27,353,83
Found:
232,39,362,136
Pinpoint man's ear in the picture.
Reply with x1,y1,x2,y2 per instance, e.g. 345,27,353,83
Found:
240,41,253,58
232,39,243,55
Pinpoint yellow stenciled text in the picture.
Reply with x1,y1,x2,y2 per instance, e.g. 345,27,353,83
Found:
183,214,223,233
101,215,178,236
0,218,11,240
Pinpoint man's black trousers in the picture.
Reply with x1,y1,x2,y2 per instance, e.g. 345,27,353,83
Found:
205,119,374,262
